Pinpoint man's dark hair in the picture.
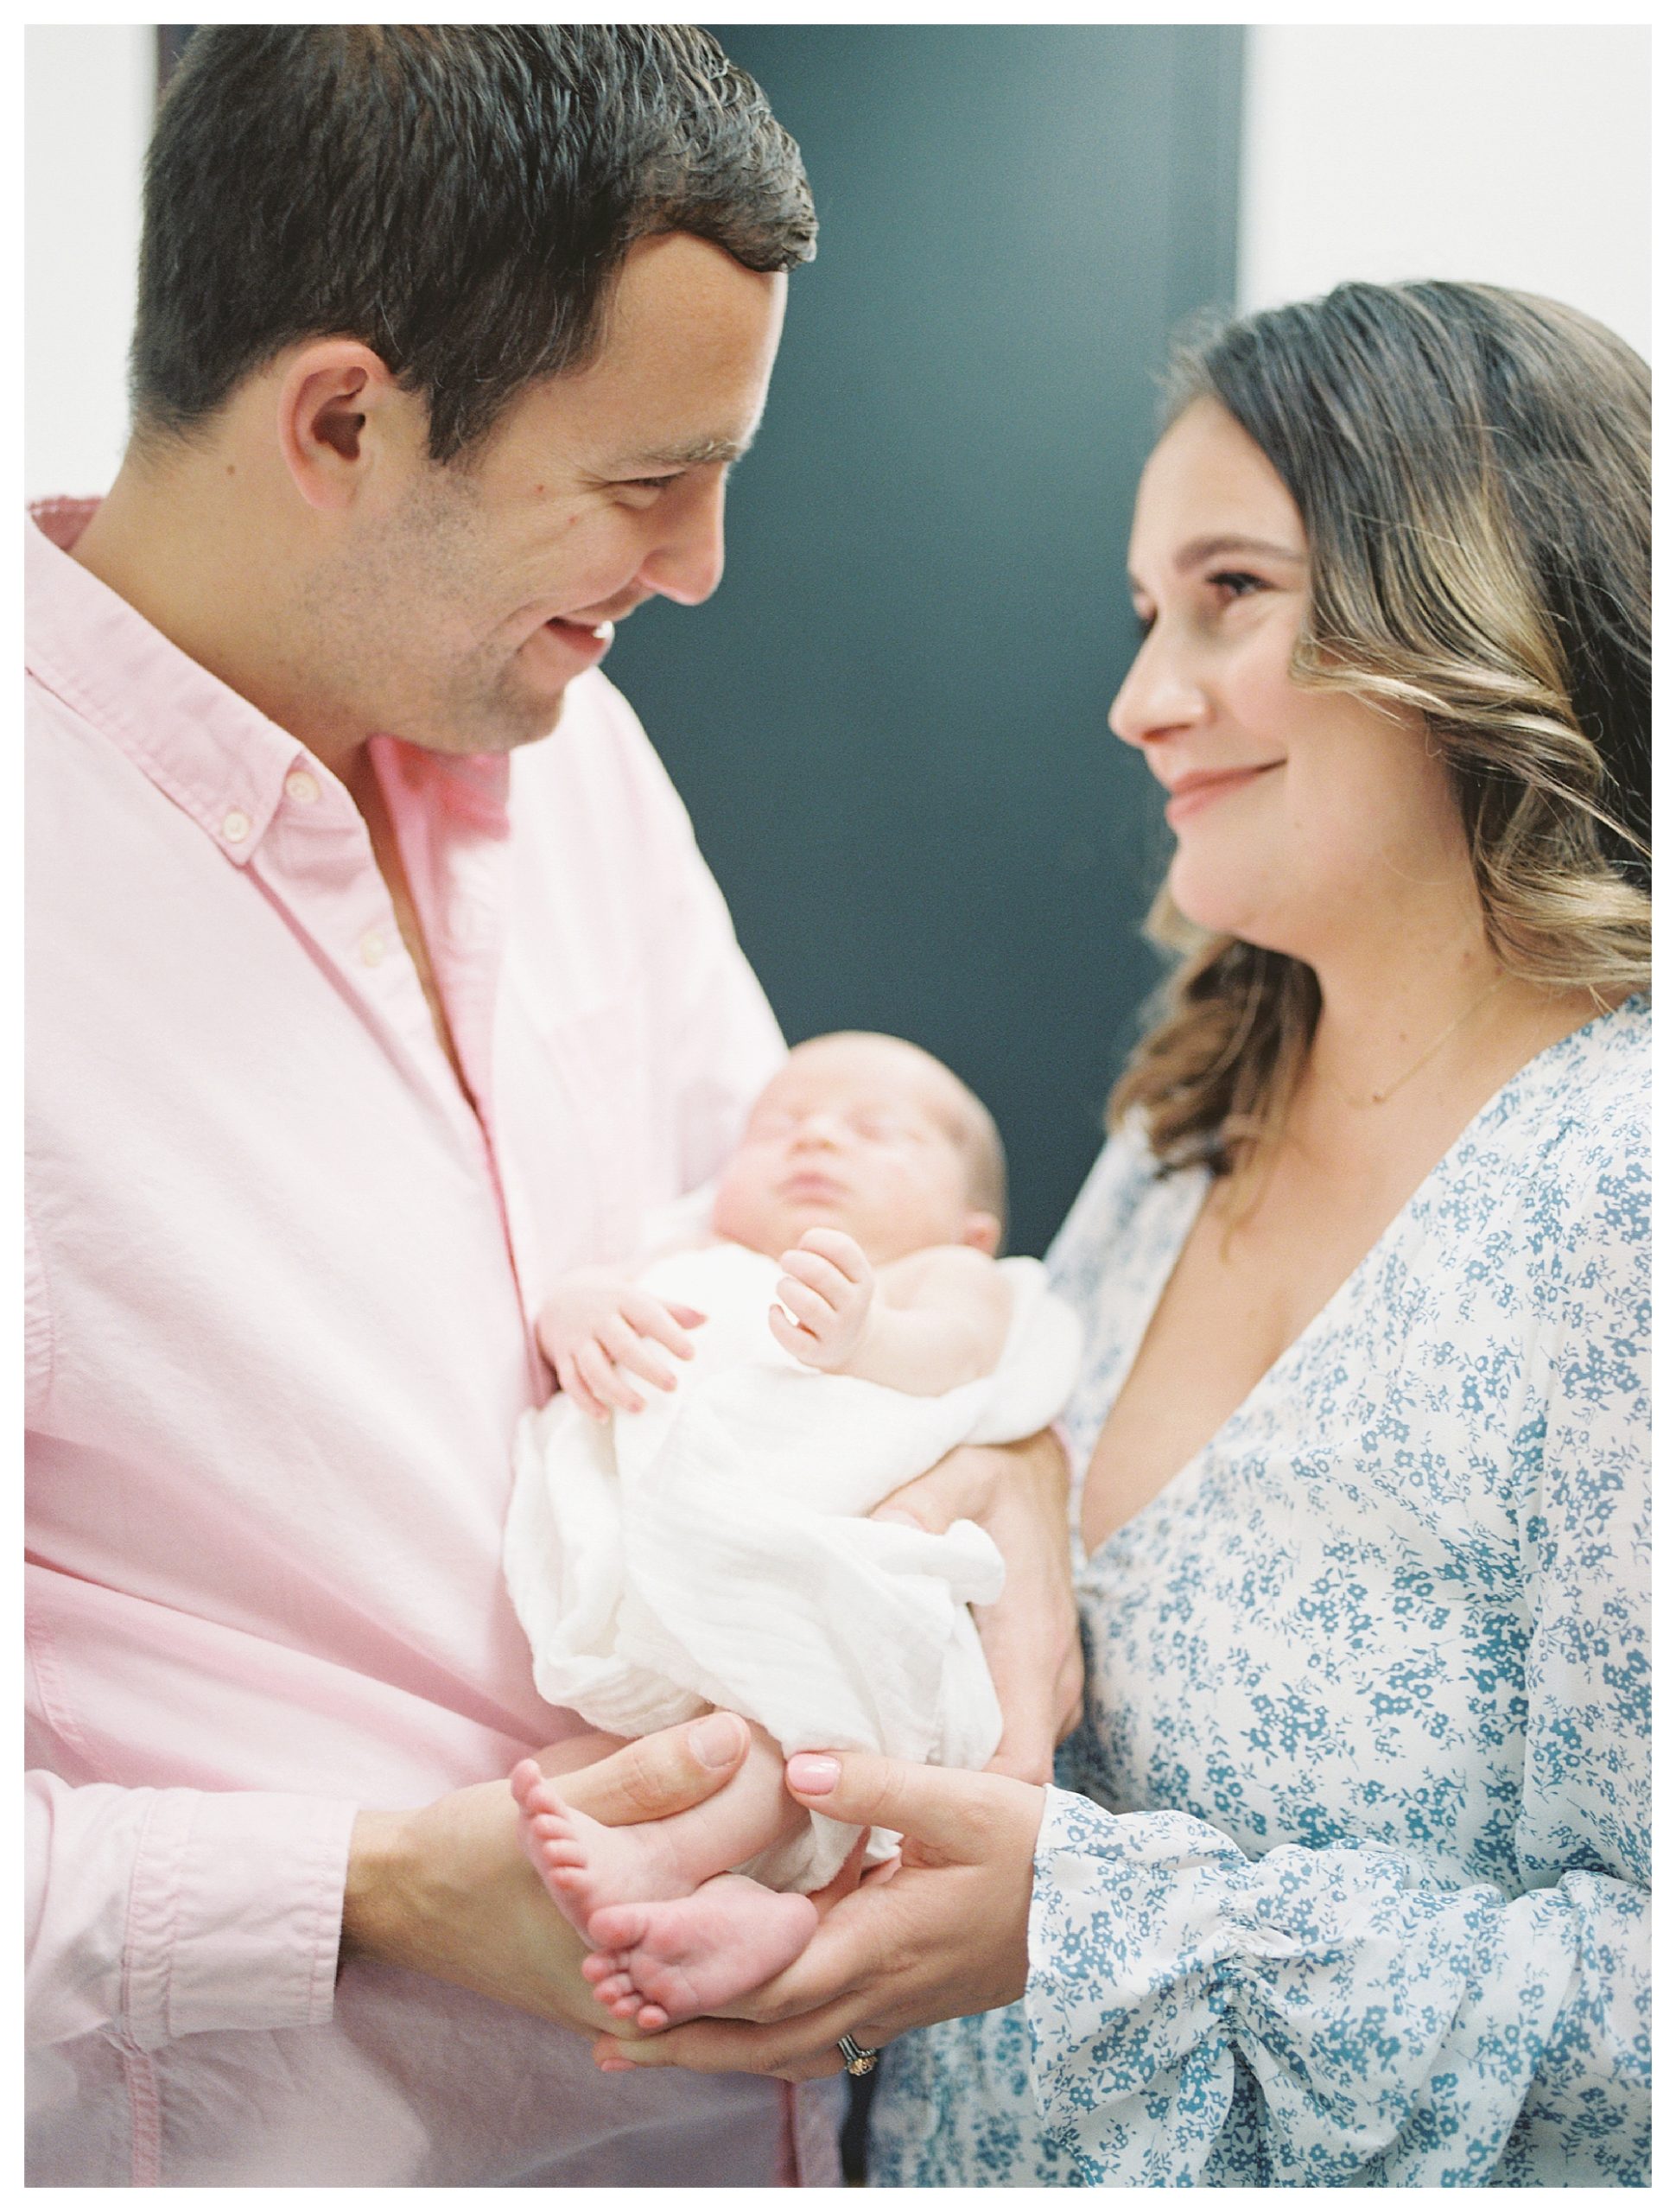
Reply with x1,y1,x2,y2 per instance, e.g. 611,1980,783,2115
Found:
131,25,816,462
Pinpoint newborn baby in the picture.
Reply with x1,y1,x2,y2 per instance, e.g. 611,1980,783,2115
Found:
503,1033,1079,2034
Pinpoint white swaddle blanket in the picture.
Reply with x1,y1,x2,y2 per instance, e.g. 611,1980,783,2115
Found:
505,1242,1082,1890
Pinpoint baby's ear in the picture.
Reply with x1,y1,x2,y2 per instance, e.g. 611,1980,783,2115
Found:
960,1211,1003,1258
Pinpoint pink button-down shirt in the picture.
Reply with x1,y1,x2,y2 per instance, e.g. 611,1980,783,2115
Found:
24,501,839,2185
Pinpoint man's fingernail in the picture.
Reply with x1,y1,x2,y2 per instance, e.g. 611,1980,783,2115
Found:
785,1752,841,1794
691,1712,746,1767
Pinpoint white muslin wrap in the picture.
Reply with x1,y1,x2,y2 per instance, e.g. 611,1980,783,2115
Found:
505,1243,1082,1890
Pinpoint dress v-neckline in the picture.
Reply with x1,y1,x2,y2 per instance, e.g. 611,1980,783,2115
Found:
1073,995,1640,1572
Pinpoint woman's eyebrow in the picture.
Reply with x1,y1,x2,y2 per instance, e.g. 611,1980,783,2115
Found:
1173,532,1305,572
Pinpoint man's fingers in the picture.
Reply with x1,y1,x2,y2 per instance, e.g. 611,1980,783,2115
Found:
562,1712,750,1827
870,1443,996,1535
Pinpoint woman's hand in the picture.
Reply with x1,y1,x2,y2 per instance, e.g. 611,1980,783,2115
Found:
591,1748,1045,2082
341,1713,750,2034
875,1432,1082,1782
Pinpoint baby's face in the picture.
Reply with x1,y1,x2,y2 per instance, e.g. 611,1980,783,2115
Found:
712,1035,999,1266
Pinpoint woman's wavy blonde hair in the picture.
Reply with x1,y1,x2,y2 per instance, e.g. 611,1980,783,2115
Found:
1109,281,1651,1176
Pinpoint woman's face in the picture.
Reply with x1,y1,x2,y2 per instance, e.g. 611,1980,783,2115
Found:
1111,397,1470,963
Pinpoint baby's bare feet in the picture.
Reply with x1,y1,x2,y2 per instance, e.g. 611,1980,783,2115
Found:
582,1873,818,2031
509,1757,693,1940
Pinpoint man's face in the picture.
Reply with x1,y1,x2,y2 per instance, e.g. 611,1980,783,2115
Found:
296,232,787,755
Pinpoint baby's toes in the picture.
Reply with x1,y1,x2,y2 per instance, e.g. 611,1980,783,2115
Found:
585,1903,648,1953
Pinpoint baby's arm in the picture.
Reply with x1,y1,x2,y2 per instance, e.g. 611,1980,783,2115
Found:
772,1230,1010,1395
536,1268,707,1422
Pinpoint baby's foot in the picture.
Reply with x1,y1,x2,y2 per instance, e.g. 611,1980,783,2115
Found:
509,1758,695,1940
582,1872,818,2031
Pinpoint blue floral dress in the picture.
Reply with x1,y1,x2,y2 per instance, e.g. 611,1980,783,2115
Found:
870,999,1650,2186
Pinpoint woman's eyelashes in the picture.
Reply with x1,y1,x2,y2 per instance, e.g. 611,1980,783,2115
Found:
1132,569,1271,640
1205,567,1267,602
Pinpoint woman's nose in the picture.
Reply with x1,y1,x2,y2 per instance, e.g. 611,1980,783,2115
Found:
1108,629,1209,749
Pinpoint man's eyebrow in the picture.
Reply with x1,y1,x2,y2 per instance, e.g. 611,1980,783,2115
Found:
603,430,756,473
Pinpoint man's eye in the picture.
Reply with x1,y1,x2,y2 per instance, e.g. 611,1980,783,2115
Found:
1133,606,1156,641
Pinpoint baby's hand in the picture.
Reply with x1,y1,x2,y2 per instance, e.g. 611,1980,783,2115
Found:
536,1268,707,1423
770,1227,875,1372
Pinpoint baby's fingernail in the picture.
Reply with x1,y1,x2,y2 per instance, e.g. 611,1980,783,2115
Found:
690,1712,747,1767
785,1752,841,1794
873,1507,921,1528
597,2053,633,2073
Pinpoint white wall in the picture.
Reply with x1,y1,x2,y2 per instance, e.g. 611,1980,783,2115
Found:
1241,24,1651,356
25,24,154,500
22,23,1653,502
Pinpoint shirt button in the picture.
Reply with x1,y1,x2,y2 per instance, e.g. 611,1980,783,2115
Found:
284,770,321,804
221,808,251,844
359,930,386,968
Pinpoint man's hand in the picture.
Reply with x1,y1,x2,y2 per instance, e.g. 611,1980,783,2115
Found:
769,1227,874,1371
874,1433,1082,1783
340,1713,751,2033
536,1267,706,1421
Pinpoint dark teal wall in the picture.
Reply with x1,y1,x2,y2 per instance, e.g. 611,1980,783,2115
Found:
607,25,1244,1255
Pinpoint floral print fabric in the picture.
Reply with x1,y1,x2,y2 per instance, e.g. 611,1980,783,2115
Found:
871,999,1649,2186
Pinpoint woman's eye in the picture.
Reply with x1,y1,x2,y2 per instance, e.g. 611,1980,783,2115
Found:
1208,569,1266,601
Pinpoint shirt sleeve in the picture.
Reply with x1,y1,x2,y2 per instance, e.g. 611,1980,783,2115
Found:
26,1770,358,2050
1023,1129,1650,2187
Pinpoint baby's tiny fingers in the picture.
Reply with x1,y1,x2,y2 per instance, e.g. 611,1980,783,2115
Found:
775,1275,835,1334
600,1318,678,1393
576,1339,644,1414
621,1294,699,1363
558,1353,611,1425
768,1304,818,1357
797,1226,868,1281
778,1249,852,1306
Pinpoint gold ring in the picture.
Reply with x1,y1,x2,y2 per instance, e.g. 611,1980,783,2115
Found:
836,2034,880,2076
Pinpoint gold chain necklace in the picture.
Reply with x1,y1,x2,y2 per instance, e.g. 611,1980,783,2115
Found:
1317,973,1509,1109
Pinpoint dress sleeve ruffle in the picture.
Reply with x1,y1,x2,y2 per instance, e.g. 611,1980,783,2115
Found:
1025,1788,1649,2186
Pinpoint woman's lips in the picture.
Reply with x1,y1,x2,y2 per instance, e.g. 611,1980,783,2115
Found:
1164,761,1282,828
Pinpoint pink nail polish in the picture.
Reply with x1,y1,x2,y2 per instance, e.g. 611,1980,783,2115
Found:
785,1751,841,1793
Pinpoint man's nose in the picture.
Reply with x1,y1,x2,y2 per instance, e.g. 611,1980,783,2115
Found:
1108,626,1209,749
638,469,727,607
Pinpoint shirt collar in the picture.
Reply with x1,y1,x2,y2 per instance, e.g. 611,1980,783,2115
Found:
25,499,511,856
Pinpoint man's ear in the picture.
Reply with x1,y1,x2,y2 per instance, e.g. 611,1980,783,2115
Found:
960,1211,1003,1258
274,340,409,513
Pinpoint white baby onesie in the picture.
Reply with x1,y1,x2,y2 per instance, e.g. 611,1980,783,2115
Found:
505,1243,1082,1889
